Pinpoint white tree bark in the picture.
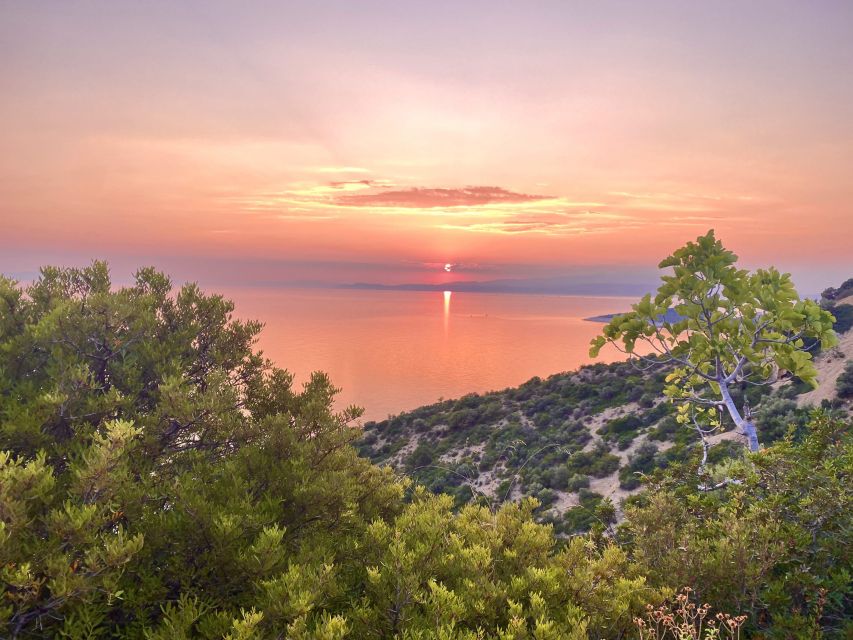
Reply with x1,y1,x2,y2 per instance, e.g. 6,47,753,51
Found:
718,380,760,452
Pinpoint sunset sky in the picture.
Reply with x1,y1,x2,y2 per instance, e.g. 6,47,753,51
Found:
1,1,851,293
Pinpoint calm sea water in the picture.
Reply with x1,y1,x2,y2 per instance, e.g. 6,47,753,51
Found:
225,288,631,422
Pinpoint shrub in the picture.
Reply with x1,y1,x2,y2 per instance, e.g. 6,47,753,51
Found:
625,412,852,638
829,303,853,333
566,473,591,492
837,360,853,399
562,489,608,534
407,444,434,469
566,444,621,478
619,442,659,490
755,397,809,443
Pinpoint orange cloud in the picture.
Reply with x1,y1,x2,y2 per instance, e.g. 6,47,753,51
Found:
436,210,640,236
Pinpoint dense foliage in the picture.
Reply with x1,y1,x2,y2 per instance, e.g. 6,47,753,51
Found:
0,264,404,638
624,411,852,637
1,264,851,638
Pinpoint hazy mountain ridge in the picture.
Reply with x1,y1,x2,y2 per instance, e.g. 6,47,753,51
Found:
357,280,853,534
340,276,655,297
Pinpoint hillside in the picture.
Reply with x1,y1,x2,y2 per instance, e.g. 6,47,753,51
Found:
802,281,853,406
357,282,853,534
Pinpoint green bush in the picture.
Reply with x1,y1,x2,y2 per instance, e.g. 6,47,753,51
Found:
562,489,607,534
407,443,435,469
837,360,853,398
566,444,621,478
566,473,591,492
829,303,853,333
625,412,852,638
618,442,659,490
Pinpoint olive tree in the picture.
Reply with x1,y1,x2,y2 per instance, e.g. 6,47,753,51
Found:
590,231,837,461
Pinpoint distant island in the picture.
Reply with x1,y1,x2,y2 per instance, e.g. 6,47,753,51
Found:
584,313,624,323
585,308,685,324
338,276,655,297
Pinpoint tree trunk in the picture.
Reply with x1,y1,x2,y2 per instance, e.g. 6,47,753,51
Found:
718,381,760,452
741,418,760,453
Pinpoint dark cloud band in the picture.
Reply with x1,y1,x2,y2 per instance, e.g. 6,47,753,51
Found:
334,186,552,208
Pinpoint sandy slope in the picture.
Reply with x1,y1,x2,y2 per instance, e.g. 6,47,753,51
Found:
797,327,853,407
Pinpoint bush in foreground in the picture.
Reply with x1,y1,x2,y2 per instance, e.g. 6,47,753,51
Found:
1,264,850,638
0,265,660,638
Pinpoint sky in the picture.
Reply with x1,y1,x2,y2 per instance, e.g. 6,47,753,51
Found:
1,1,852,294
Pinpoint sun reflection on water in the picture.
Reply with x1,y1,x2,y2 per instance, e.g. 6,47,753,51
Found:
443,290,452,333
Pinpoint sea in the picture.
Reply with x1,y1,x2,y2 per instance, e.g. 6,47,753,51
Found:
224,288,633,422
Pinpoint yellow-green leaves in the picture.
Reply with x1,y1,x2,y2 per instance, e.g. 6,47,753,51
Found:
95,527,144,568
352,494,660,638
589,335,607,358
224,609,265,640
590,230,839,443
1,433,145,634
72,420,141,505
259,562,338,623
